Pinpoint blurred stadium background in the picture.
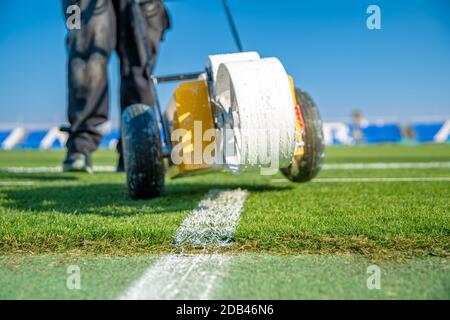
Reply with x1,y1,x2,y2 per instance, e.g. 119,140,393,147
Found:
1,118,448,150
1,0,449,151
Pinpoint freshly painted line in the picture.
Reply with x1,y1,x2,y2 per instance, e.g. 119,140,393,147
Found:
120,188,247,300
175,189,248,249
0,166,116,173
0,181,35,186
272,177,450,183
323,162,450,170
119,254,230,300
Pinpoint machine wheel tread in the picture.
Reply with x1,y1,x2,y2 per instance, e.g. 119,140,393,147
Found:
122,104,165,199
281,88,325,182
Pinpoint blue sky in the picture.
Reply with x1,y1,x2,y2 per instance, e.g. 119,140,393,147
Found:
0,0,449,126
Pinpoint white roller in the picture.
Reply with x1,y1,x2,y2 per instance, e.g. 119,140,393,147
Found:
214,57,296,172
207,51,260,83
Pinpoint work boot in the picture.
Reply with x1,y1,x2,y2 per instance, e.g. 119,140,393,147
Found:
63,152,93,174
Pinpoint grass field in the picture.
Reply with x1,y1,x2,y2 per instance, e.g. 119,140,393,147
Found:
0,144,449,299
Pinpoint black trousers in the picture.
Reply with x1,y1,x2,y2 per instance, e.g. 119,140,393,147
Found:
63,0,170,155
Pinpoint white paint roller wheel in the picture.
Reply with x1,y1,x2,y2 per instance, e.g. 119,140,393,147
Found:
214,58,296,171
207,52,260,83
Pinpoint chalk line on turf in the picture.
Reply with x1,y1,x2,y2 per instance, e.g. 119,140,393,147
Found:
272,177,450,183
323,162,450,170
1,161,449,174
175,189,248,249
119,189,247,300
0,181,35,186
0,166,116,173
119,254,230,300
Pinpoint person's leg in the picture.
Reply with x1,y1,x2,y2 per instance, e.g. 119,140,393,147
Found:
114,0,170,170
63,0,117,169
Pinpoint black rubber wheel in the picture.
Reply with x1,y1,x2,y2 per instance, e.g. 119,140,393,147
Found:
121,104,165,199
281,88,325,182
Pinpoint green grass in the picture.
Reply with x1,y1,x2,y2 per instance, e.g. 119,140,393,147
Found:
0,253,447,299
0,254,158,299
322,144,450,163
215,254,449,299
0,145,449,299
0,149,117,167
0,145,449,257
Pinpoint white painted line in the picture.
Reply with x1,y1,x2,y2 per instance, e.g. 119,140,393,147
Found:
0,181,35,186
1,162,448,174
323,162,450,170
175,189,248,249
314,177,450,183
272,177,450,183
0,166,116,173
119,254,230,300
0,180,122,187
120,188,247,300
0,167,62,173
270,179,291,183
